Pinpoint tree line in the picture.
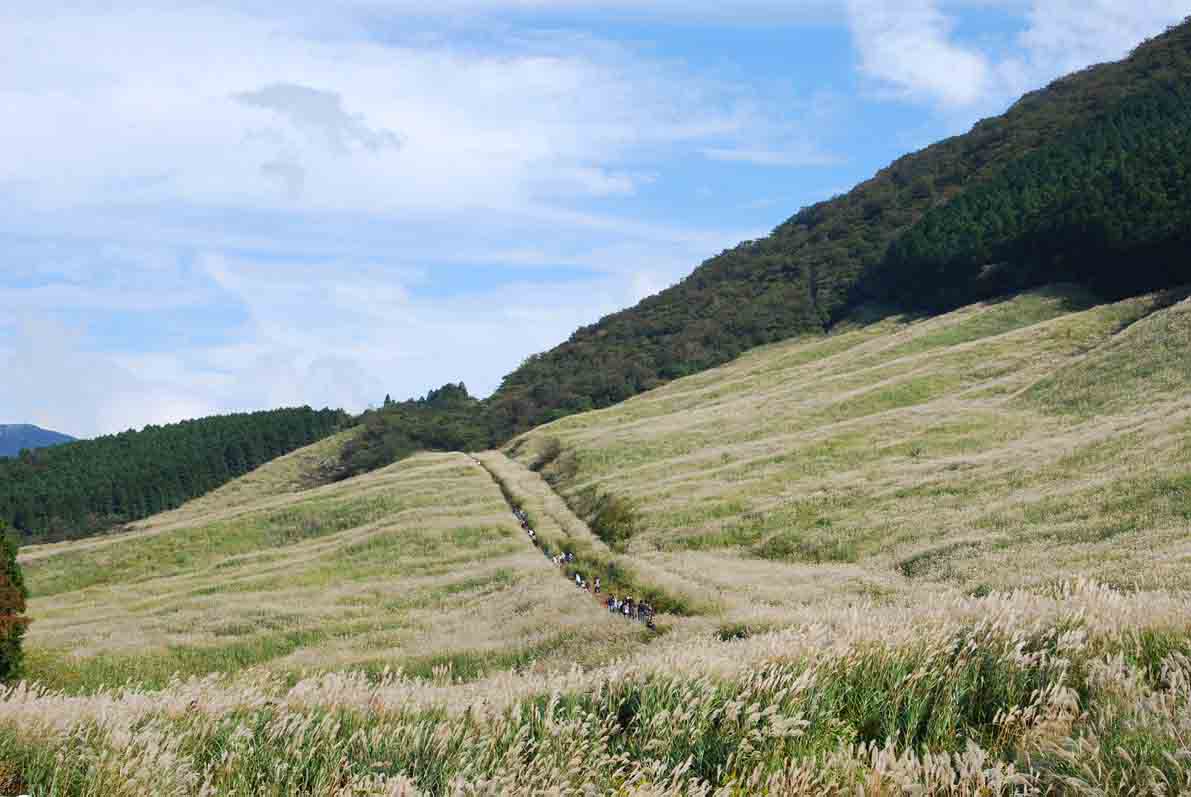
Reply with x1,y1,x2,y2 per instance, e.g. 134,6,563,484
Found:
1,407,347,543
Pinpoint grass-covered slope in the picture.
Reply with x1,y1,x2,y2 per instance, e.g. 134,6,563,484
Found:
16,441,641,694
4,289,1191,793
512,285,1191,612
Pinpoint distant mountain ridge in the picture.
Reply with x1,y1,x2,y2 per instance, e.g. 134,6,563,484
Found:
0,425,75,458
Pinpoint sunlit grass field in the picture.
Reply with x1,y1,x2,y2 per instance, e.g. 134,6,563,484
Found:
513,286,1191,618
4,285,1191,794
17,451,640,695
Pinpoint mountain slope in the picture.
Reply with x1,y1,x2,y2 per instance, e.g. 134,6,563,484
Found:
484,19,1191,438
511,285,1191,608
0,425,74,458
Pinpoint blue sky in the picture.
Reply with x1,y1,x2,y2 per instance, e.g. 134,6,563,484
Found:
3,0,1188,437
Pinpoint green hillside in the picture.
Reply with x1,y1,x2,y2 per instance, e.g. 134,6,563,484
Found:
483,19,1191,438
0,406,346,543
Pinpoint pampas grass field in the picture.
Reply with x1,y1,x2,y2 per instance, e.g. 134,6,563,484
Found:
4,285,1191,794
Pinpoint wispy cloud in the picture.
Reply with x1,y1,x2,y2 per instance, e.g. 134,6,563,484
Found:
845,0,1188,113
702,146,841,167
845,0,990,107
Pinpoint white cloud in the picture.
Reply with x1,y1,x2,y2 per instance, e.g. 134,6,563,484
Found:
1015,0,1189,83
846,0,1190,113
0,317,220,437
0,7,752,217
845,0,990,107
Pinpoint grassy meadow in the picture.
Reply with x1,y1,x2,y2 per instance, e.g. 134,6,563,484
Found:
15,450,640,696
514,286,1191,616
3,285,1191,794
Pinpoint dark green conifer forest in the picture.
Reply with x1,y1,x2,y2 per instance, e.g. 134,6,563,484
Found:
0,407,345,543
865,86,1191,311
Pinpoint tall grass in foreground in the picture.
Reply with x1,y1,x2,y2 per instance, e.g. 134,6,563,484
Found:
3,582,1191,795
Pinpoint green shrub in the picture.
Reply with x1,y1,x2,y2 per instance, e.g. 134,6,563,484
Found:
573,486,639,550
529,437,563,472
543,450,579,486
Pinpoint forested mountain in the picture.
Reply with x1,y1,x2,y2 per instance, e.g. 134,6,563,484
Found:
482,18,1191,438
0,425,75,458
0,407,346,543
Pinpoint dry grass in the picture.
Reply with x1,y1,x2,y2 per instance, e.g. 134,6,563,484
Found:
17,450,641,694
5,284,1191,793
514,287,1191,618
5,582,1191,794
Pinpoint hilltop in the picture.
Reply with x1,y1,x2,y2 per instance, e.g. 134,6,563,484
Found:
0,425,74,458
7,20,1191,540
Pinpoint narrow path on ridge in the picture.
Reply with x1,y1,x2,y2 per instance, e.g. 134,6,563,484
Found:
468,451,709,625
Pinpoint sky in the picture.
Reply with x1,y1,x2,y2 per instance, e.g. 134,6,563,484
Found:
3,0,1188,438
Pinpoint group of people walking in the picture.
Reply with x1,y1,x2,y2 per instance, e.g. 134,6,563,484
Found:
511,504,656,630
606,595,655,627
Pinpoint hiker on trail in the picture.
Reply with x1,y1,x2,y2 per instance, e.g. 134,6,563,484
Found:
607,596,616,612
594,577,601,594
575,573,582,587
